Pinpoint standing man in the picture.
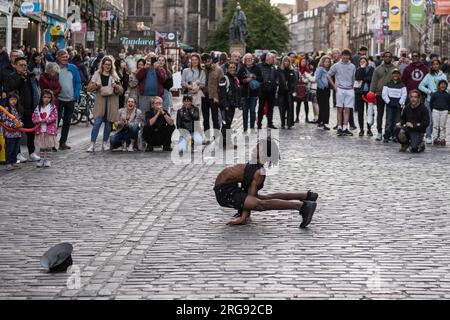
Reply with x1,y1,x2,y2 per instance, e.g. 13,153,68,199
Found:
4,57,40,161
257,53,278,129
369,51,396,141
402,51,428,96
327,49,356,136
351,46,368,66
201,53,223,141
1,49,22,99
56,49,81,150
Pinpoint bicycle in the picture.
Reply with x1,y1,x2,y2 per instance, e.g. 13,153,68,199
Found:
71,86,95,126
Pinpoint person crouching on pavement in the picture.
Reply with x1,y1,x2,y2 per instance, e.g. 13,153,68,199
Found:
142,96,175,152
176,94,202,156
110,97,143,151
396,90,430,153
382,68,407,143
430,80,450,146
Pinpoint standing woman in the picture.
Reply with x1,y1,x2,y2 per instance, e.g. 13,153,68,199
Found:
158,55,173,112
181,53,206,108
315,55,332,130
238,53,261,132
117,60,130,110
296,57,313,123
86,56,124,152
307,61,319,123
419,58,447,144
277,56,297,129
354,56,374,136
128,58,145,102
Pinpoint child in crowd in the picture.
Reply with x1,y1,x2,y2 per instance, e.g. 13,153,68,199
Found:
430,79,450,146
0,93,23,171
32,89,58,168
382,69,407,143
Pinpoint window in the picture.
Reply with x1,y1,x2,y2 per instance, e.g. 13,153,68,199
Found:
128,0,150,17
128,0,135,16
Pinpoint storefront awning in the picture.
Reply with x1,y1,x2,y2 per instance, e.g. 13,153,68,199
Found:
44,11,66,23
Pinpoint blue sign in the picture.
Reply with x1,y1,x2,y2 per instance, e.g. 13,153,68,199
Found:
20,2,40,15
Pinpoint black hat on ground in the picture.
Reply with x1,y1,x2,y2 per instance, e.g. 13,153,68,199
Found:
40,243,73,273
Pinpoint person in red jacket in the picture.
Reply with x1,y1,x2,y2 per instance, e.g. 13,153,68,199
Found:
39,62,62,106
401,51,428,94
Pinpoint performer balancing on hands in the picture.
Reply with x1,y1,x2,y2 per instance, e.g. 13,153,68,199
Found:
213,138,318,227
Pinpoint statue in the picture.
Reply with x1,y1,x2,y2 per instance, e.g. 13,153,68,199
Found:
229,4,247,44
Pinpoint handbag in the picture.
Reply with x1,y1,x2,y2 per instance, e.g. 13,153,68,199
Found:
100,85,114,97
295,82,308,102
249,79,261,91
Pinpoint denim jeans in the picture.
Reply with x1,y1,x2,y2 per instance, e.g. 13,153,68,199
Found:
425,100,433,138
5,137,20,165
242,97,258,130
178,131,203,153
91,116,111,143
163,89,171,111
384,106,401,140
110,124,140,148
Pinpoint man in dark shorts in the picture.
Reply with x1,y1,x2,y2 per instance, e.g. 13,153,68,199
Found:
213,139,318,227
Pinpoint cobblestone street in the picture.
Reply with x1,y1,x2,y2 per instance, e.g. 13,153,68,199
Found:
1,104,450,300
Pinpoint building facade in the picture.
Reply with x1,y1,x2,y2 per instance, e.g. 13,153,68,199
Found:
123,0,223,51
288,0,348,54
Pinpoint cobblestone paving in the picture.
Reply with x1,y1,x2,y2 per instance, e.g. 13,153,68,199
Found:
1,104,450,300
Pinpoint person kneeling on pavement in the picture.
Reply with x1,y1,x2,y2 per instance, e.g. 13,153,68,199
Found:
395,90,430,153
110,97,143,151
142,96,175,152
176,94,202,155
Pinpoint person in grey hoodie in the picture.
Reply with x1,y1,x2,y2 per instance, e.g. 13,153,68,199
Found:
369,51,396,141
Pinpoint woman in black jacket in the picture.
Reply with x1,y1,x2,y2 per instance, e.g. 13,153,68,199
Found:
278,56,297,129
354,56,374,136
237,53,261,132
117,60,130,110
219,61,241,149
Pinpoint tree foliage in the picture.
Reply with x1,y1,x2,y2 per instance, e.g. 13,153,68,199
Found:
207,0,291,53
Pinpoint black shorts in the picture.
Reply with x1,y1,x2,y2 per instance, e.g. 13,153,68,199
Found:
214,183,248,211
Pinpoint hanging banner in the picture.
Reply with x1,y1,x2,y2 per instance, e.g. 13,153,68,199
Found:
435,0,450,15
389,0,402,31
410,0,425,24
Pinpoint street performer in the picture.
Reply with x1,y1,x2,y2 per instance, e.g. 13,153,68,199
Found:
213,138,319,227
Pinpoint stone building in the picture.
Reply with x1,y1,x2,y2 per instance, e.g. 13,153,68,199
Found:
288,0,348,54
123,0,223,50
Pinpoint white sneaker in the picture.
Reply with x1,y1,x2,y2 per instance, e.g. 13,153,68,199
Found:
127,144,134,152
122,142,127,152
36,160,44,168
44,160,51,167
17,153,28,163
426,137,433,144
87,143,95,153
102,141,110,151
29,153,41,162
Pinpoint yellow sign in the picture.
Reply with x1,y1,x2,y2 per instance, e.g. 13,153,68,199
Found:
389,0,402,31
50,24,64,36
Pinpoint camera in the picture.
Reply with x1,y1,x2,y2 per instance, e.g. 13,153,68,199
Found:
151,57,157,64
